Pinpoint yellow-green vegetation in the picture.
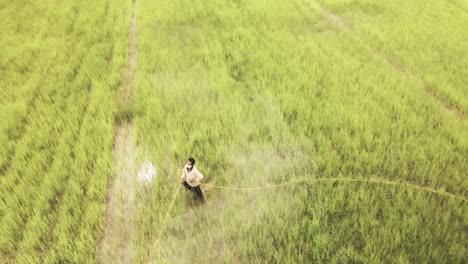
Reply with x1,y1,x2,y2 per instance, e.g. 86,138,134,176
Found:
133,0,467,263
0,0,131,262
1,0,467,263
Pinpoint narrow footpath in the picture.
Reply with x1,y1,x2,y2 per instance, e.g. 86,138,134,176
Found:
99,0,138,262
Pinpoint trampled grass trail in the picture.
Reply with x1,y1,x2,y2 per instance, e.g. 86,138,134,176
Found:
99,0,138,262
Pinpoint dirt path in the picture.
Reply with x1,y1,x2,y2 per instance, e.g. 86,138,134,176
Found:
99,0,138,263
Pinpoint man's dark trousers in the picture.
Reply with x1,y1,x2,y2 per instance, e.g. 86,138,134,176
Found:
183,181,204,201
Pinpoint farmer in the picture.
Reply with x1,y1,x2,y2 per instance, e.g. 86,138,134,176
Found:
180,157,204,202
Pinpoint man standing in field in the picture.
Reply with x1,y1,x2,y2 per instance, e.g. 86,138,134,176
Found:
180,157,205,202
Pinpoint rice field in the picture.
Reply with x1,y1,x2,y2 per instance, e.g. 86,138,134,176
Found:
1,0,467,263
0,0,130,262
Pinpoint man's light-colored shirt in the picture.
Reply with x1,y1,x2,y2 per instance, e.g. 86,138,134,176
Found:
180,164,204,187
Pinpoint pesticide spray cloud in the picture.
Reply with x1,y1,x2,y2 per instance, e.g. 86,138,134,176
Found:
137,161,157,184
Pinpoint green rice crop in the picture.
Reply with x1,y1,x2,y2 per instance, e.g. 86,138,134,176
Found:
0,0,130,262
1,0,467,263
132,0,467,262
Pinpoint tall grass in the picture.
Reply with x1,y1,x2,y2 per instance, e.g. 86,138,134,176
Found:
0,0,466,262
322,0,468,114
0,0,130,262
133,0,467,262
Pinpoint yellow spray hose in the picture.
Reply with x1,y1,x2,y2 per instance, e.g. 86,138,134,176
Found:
159,177,466,236
158,184,182,236
202,178,467,202
155,177,467,241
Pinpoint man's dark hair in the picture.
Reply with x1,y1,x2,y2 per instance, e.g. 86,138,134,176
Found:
188,157,196,165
